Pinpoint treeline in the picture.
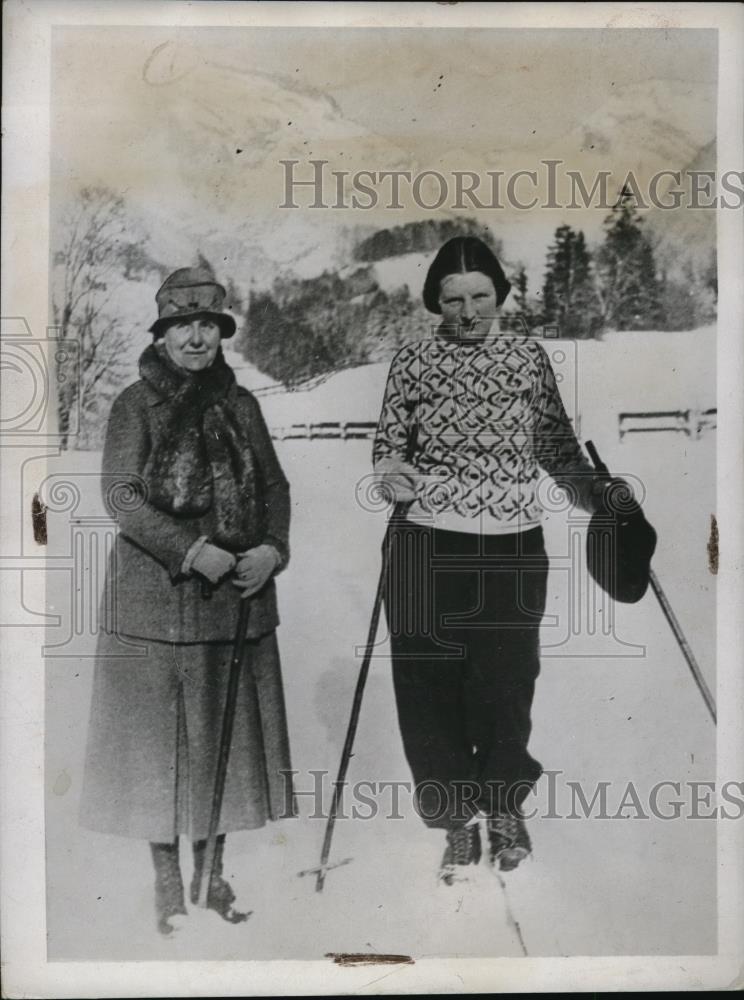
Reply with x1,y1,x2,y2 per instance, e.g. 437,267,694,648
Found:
238,217,505,383
242,269,431,386
353,217,499,263
510,186,717,338
239,200,717,385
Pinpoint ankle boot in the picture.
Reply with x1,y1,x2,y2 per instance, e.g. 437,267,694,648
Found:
439,824,482,886
191,835,250,924
150,840,187,936
486,812,532,872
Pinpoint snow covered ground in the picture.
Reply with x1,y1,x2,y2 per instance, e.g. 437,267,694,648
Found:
45,328,717,960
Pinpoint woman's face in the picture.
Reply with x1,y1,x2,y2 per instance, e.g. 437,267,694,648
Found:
438,271,497,339
163,317,221,371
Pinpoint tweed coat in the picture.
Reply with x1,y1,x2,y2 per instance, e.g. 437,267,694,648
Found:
101,375,290,642
80,366,295,840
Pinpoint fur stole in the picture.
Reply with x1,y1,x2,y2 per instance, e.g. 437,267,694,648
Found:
139,342,261,551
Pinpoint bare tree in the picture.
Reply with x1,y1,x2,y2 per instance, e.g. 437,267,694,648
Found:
52,187,152,448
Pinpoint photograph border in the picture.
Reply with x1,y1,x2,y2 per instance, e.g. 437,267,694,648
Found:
2,1,742,994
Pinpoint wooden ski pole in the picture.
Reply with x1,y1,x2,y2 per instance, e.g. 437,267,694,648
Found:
647,569,717,724
196,595,252,907
301,424,418,892
585,440,717,725
306,497,410,893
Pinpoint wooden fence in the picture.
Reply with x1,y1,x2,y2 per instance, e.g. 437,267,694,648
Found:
618,408,716,442
268,412,717,443
270,421,378,441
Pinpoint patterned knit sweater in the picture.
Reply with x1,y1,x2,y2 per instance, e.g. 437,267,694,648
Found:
373,335,594,533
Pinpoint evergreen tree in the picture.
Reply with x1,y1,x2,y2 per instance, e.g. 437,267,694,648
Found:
542,225,600,338
595,185,664,330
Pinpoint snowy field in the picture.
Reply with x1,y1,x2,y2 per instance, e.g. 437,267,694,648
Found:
44,328,717,960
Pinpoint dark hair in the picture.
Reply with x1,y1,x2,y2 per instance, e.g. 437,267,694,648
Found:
422,236,511,313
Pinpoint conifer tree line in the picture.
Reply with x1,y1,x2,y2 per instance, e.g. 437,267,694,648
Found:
516,185,715,338
527,186,666,338
240,186,716,383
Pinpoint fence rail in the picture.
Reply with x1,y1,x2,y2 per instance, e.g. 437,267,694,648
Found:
270,421,378,441
619,408,716,441
269,412,717,443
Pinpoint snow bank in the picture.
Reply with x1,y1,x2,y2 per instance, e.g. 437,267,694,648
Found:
575,325,716,413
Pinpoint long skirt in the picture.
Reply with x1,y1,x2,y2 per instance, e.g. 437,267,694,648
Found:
383,520,549,830
80,629,296,842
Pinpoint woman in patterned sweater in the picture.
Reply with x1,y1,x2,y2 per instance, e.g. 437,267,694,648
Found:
374,236,601,883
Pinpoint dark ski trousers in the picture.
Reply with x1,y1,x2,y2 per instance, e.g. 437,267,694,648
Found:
383,520,548,830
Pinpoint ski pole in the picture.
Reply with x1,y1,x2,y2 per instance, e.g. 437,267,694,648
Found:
647,569,716,724
302,424,418,892
196,595,252,907
302,497,410,892
585,440,716,725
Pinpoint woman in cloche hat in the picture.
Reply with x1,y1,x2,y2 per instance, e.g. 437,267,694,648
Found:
80,266,296,935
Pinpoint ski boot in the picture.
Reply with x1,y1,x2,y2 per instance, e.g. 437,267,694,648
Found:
486,812,532,872
438,823,482,886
